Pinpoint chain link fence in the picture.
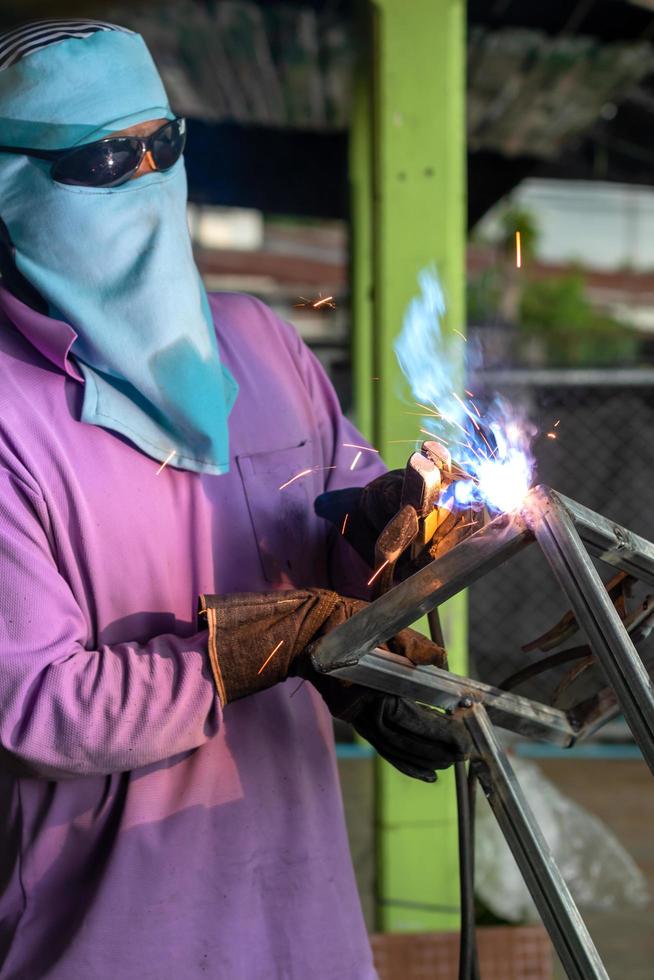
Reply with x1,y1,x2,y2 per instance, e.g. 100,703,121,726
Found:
468,370,654,703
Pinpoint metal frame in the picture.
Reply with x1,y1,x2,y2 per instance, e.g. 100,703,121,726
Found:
313,485,654,979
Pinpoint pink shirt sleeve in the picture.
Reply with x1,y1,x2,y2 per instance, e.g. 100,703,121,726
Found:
0,468,221,778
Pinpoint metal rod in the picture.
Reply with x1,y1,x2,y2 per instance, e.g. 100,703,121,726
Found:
329,649,577,746
558,492,654,587
526,487,654,775
463,703,609,980
455,760,480,980
313,509,532,671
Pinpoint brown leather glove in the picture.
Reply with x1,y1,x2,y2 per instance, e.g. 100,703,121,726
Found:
199,588,443,705
199,589,466,782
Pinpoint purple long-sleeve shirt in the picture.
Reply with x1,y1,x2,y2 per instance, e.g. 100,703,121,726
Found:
0,286,384,980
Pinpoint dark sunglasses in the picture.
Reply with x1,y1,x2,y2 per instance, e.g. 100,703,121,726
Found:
0,117,186,188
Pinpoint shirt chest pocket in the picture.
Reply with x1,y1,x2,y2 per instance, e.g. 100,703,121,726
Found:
236,440,328,588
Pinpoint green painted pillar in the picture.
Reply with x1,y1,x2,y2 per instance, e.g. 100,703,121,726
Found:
349,0,467,932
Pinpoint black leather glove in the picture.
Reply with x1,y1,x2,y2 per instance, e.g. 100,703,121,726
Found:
346,695,466,782
305,667,467,782
315,471,478,581
315,471,404,568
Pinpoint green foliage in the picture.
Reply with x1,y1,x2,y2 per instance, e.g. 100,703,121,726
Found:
468,197,640,366
519,273,639,367
520,272,590,331
466,268,501,323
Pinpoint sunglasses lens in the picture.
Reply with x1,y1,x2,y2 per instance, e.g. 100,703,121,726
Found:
151,119,186,172
53,140,141,187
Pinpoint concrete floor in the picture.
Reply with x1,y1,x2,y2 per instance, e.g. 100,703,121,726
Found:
538,758,654,980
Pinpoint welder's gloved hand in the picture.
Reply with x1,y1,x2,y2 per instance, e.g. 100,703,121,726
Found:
313,667,468,781
199,589,466,781
315,471,404,567
316,473,479,578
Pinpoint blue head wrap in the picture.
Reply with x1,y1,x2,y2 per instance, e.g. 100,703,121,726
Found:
0,21,237,475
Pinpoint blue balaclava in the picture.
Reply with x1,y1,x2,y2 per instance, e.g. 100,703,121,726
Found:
0,20,237,475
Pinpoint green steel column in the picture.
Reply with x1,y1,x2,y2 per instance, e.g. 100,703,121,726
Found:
350,0,467,932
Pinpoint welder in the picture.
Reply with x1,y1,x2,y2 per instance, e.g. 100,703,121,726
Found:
0,20,464,980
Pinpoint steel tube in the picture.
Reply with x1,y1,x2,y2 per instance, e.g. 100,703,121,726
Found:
313,509,532,671
526,487,654,775
463,703,609,980
558,492,654,587
330,649,576,745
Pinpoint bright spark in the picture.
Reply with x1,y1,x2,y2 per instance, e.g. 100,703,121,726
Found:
342,443,379,453
367,558,390,587
414,401,441,418
547,432,557,440
295,293,336,310
452,390,479,425
156,449,176,475
313,294,335,309
257,639,285,675
515,230,522,268
341,513,349,535
278,465,337,491
278,468,313,490
554,419,561,427
350,451,363,471
452,328,467,342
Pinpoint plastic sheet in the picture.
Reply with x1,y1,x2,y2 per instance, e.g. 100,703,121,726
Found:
475,757,650,922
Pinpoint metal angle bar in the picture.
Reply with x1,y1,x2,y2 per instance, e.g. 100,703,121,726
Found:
558,492,654,587
330,648,576,746
526,487,654,776
463,703,609,980
312,510,532,672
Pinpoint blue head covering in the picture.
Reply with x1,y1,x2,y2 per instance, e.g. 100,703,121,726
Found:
0,20,237,475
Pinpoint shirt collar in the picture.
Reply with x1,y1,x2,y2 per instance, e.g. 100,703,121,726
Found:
0,285,84,382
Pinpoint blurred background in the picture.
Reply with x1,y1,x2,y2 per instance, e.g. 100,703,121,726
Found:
3,1,654,977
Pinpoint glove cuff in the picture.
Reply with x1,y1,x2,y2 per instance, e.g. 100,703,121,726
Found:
198,590,341,705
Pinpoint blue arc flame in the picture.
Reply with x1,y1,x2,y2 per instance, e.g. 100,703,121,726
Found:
394,268,535,514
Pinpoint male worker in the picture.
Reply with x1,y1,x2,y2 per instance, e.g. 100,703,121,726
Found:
0,20,463,980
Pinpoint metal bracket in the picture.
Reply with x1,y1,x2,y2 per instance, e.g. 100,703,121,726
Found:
312,485,654,979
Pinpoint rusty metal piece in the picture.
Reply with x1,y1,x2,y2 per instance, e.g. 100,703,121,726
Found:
554,595,654,711
522,570,633,653
525,486,654,775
